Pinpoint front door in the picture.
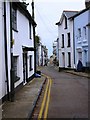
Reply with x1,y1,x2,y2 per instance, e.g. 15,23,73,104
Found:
23,52,28,84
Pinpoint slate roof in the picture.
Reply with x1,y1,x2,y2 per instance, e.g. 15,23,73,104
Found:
69,6,90,19
63,11,78,19
56,10,78,25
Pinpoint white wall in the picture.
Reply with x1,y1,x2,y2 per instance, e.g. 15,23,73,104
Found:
1,2,35,100
58,16,74,68
13,9,34,87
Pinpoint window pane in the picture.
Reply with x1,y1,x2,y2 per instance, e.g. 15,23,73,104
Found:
12,7,17,30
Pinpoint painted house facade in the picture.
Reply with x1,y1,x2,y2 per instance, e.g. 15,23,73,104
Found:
36,42,42,66
56,11,78,70
0,1,36,102
70,6,90,69
41,45,48,66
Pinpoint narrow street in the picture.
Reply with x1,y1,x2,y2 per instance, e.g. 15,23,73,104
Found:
39,66,88,118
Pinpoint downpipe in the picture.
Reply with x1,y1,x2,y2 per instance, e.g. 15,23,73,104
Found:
4,2,10,101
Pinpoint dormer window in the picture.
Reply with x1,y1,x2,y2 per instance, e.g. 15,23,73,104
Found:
65,16,67,29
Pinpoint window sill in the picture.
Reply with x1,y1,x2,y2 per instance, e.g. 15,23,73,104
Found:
12,28,18,32
67,65,71,68
14,76,20,83
67,46,70,48
29,38,32,40
83,39,87,43
29,68,33,71
77,41,81,44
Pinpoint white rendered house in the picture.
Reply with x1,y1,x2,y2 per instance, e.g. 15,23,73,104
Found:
0,1,36,102
56,10,78,71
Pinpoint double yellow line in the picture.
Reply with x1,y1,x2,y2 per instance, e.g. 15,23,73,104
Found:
38,75,52,119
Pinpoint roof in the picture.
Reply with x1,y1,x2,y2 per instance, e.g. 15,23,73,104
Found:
85,0,90,2
12,2,37,27
56,10,78,25
69,6,90,20
63,10,78,19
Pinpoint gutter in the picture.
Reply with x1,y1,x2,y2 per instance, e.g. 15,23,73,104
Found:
4,2,10,101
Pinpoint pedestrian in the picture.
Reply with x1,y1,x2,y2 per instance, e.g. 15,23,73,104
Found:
76,60,83,72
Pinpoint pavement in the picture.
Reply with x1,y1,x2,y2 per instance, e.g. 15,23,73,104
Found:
54,66,90,79
1,75,46,120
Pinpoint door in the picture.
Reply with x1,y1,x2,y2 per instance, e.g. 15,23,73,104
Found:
23,52,28,84
62,52,65,67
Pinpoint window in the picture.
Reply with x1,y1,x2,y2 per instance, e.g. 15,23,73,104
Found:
13,56,20,82
67,33,70,47
78,28,81,38
68,52,71,67
62,34,64,48
65,16,67,29
83,27,86,39
29,22,31,39
12,7,17,30
78,52,82,62
29,55,33,71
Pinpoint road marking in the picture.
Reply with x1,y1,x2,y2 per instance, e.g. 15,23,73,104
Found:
38,74,52,119
38,78,49,119
44,78,52,119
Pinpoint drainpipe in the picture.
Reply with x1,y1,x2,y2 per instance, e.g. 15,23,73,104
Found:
4,2,10,101
73,19,75,67
10,2,15,102
32,0,36,73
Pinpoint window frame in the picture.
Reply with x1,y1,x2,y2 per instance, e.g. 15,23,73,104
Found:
29,22,32,39
13,56,20,82
78,28,81,38
64,16,67,29
12,6,17,31
67,33,71,47
68,52,71,67
29,55,33,71
83,26,87,39
62,34,64,48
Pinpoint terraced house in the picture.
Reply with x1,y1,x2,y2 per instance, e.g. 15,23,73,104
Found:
0,1,36,102
69,0,90,71
56,10,78,71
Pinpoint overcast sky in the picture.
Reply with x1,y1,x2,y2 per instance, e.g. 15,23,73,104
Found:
27,0,85,57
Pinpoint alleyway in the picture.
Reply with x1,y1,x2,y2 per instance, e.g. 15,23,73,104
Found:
39,65,88,118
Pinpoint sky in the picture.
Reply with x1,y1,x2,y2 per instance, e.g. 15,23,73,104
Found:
27,0,85,58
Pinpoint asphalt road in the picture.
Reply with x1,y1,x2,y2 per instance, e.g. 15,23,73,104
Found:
40,66,88,119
